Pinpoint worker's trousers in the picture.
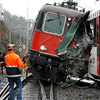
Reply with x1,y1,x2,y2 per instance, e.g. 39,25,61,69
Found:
8,77,22,100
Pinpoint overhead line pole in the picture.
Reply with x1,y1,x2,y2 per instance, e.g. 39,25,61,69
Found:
9,18,11,43
26,8,28,53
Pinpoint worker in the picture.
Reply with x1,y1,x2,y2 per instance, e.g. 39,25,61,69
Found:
22,53,30,78
22,53,28,69
5,44,23,100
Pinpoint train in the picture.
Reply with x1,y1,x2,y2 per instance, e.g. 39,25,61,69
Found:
29,0,100,86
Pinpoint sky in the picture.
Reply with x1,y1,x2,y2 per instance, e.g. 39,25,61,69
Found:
0,0,97,20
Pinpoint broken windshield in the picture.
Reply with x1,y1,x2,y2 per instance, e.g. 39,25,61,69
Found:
43,12,66,35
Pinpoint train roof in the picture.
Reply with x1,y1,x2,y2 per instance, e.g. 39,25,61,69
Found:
88,8,100,21
88,1,100,21
40,5,84,18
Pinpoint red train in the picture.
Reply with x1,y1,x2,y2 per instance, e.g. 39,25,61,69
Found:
29,0,100,85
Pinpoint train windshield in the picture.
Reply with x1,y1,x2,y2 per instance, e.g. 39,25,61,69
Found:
43,12,66,35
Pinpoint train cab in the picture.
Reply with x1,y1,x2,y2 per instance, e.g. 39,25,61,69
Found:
30,4,84,56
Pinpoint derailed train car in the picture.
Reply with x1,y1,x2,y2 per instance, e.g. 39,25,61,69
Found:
29,0,97,85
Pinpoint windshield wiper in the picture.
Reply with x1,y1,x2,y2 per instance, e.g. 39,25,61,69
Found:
46,17,58,22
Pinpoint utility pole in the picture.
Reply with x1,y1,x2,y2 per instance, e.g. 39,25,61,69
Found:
20,32,21,45
26,8,28,53
9,18,11,43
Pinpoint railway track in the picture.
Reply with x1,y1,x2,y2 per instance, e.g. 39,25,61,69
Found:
0,73,55,100
1,73,100,100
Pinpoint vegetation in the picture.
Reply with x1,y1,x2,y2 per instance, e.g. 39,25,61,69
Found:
0,20,9,52
0,9,34,58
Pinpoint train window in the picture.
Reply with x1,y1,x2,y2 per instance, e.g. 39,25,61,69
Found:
43,12,66,35
36,11,45,30
90,21,95,38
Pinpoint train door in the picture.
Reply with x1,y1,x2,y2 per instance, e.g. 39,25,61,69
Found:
88,9,100,75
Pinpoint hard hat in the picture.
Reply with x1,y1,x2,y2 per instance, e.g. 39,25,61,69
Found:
7,44,15,50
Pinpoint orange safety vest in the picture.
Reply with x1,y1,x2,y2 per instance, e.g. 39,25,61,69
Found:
5,51,23,77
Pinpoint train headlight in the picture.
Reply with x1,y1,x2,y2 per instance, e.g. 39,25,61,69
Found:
40,45,47,51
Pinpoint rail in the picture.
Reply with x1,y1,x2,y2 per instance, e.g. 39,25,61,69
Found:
39,80,54,100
